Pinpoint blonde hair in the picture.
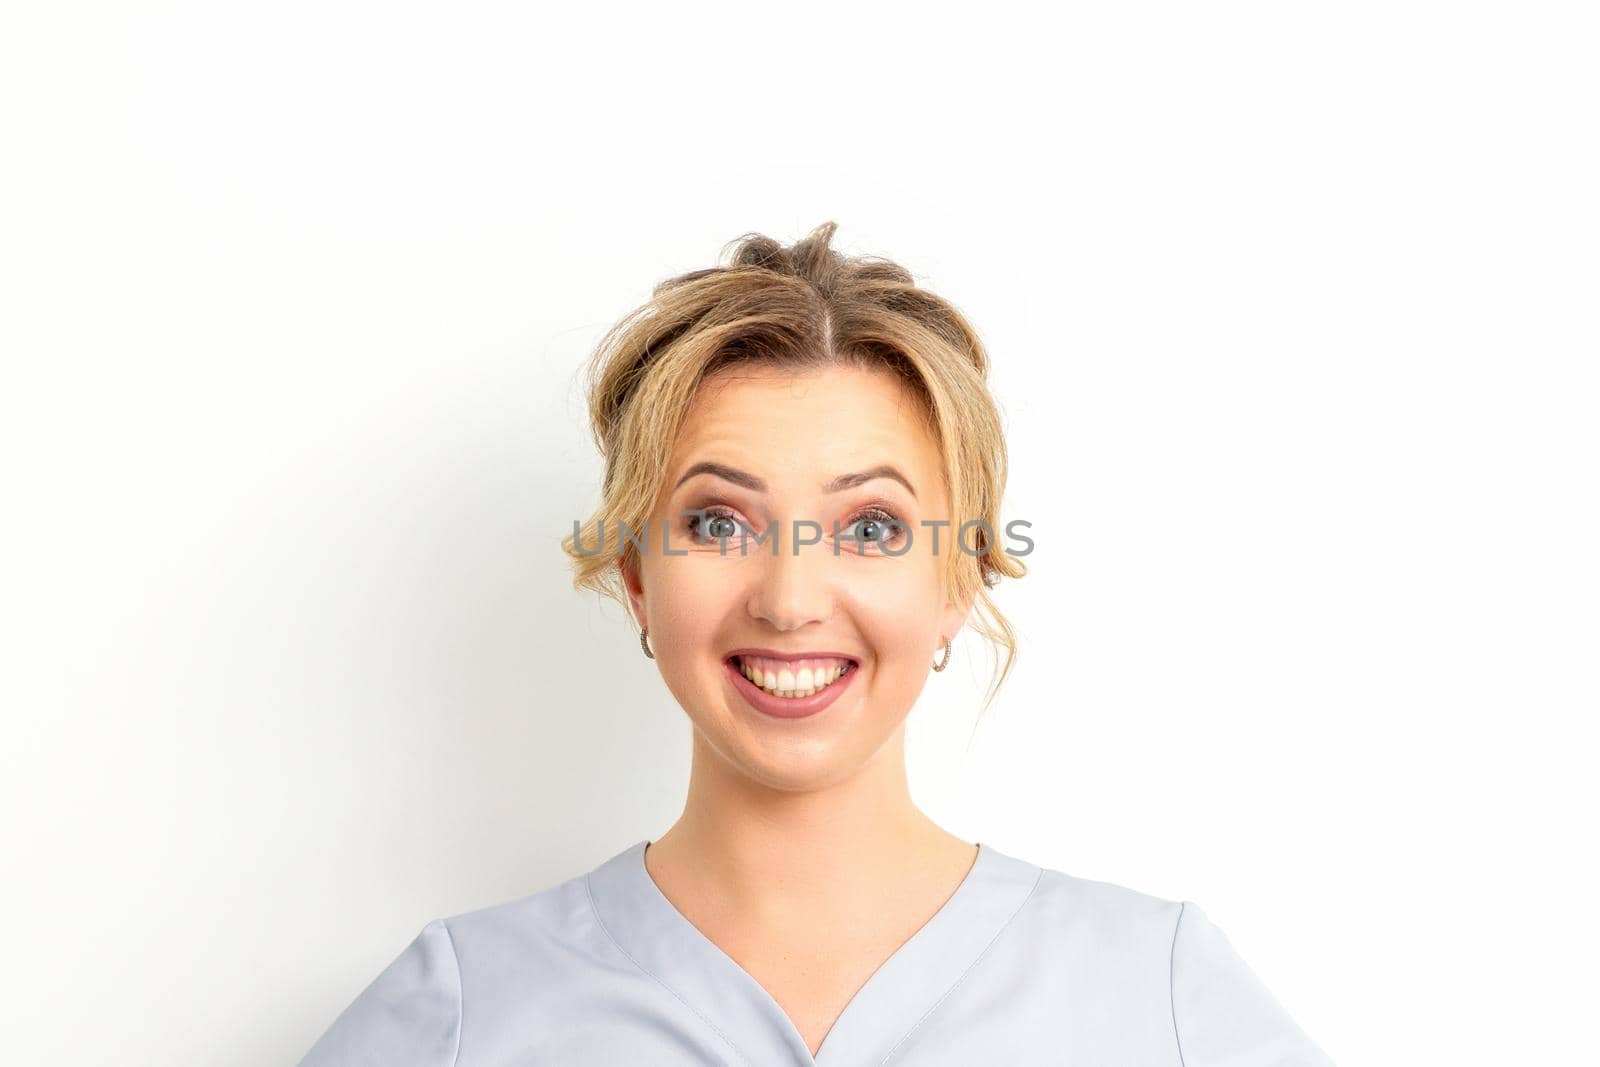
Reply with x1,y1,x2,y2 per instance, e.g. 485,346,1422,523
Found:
561,221,1027,718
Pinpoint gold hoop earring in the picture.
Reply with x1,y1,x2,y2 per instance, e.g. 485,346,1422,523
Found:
639,625,655,660
932,636,951,672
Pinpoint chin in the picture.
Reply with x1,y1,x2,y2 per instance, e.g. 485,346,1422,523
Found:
727,743,868,793
716,713,905,793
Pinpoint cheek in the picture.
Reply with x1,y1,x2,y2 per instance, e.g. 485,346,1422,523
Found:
648,559,739,645
643,556,758,712
849,563,945,669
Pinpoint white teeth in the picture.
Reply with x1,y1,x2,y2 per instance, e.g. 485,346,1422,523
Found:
735,657,852,699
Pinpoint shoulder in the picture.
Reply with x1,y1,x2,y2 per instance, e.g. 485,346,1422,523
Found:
981,845,1187,1002
1013,853,1188,954
1165,900,1336,1065
298,863,604,1067
435,863,596,953
997,850,1335,1066
298,918,463,1067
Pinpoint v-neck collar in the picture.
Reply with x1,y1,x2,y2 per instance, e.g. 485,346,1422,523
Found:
584,838,1044,1067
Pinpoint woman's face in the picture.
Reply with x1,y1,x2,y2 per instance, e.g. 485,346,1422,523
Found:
623,363,973,792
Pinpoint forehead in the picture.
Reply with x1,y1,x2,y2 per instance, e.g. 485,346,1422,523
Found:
669,363,945,498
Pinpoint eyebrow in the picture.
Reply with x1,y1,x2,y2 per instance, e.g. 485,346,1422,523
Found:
672,461,918,501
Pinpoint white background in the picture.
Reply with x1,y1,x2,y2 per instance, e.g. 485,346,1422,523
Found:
3,3,1595,1064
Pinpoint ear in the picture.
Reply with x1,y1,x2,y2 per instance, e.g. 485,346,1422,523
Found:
938,582,977,652
619,550,646,628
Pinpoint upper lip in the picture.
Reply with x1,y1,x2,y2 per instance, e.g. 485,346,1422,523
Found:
726,647,860,664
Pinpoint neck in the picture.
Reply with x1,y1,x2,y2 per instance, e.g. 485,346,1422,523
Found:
646,725,973,916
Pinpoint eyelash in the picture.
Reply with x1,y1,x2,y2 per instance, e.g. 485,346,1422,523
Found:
684,504,909,551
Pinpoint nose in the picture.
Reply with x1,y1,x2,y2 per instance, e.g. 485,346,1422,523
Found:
745,523,835,633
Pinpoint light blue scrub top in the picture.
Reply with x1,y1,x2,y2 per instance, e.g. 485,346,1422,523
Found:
299,839,1334,1066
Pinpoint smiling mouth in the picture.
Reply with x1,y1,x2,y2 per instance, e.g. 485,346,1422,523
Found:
727,653,859,699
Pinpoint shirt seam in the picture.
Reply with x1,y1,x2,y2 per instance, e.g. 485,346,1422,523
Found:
1170,901,1188,1067
584,871,754,1067
437,918,464,1067
875,866,1046,1066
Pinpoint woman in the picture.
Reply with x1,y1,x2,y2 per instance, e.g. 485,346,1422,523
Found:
299,222,1334,1066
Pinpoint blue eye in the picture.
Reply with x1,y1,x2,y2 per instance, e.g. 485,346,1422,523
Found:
686,507,744,544
841,508,907,551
